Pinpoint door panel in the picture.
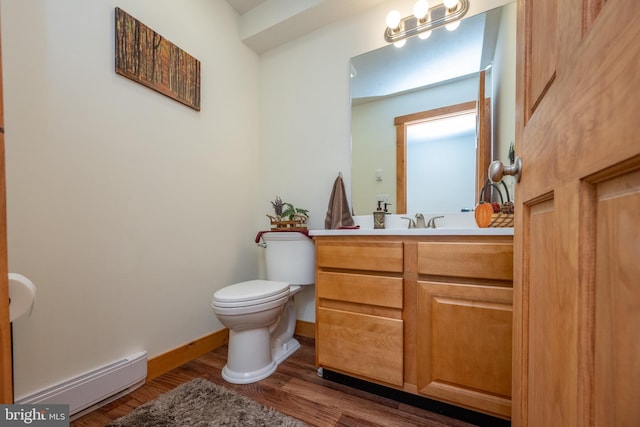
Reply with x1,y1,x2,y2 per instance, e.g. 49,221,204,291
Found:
593,169,640,427
528,0,557,113
525,193,578,426
514,0,640,425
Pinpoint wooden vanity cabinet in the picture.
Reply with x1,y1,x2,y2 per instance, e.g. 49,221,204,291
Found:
314,234,513,419
315,239,404,386
416,241,513,419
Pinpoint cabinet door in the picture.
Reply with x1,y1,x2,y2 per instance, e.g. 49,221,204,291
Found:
317,307,403,386
417,281,512,418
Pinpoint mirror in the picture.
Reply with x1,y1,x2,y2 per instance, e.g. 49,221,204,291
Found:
350,2,516,215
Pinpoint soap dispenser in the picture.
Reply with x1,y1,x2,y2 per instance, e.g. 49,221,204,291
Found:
373,202,391,229
373,201,386,229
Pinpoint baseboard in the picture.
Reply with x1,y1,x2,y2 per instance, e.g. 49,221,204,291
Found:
295,320,315,339
146,329,229,381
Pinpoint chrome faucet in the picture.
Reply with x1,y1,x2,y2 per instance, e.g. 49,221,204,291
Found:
401,216,416,228
427,215,444,228
403,213,443,229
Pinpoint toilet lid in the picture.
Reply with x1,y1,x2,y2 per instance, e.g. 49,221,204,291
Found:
213,280,290,304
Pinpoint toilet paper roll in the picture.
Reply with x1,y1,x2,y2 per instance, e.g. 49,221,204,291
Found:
8,273,36,322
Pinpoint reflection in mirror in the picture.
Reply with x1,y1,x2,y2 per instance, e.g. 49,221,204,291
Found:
350,2,516,215
406,104,477,213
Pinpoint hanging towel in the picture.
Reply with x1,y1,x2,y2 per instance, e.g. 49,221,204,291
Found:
324,174,356,229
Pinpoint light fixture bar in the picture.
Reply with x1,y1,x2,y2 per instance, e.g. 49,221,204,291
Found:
384,0,470,43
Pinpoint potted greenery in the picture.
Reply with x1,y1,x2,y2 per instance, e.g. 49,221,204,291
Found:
268,196,309,229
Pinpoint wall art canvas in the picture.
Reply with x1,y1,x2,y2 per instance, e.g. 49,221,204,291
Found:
115,7,201,111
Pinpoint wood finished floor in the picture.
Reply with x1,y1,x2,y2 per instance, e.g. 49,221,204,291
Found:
71,336,478,427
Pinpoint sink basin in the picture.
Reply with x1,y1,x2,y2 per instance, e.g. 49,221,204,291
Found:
308,213,514,237
354,213,478,230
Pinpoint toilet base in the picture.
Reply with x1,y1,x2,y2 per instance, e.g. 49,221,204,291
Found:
273,336,301,365
222,360,277,384
271,294,301,365
222,324,278,384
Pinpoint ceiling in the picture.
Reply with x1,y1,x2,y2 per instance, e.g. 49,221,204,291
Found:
225,0,386,53
227,0,268,15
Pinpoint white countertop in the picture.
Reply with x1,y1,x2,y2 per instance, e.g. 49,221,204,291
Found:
309,213,514,236
309,228,513,236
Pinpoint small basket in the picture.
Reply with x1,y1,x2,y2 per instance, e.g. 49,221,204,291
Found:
477,180,514,228
266,214,308,231
489,211,514,228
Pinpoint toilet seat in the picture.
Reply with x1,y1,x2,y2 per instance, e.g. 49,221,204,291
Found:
212,280,290,309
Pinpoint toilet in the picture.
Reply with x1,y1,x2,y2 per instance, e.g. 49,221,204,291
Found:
211,231,315,384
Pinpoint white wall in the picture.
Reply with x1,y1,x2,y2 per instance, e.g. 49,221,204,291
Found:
2,0,261,398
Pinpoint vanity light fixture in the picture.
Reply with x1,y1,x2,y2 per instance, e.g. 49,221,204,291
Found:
384,0,469,45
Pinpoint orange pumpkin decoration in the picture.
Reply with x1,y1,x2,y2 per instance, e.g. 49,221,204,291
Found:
474,202,494,228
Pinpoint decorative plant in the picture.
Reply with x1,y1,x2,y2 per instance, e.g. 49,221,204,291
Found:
281,203,309,222
271,196,284,216
269,196,309,223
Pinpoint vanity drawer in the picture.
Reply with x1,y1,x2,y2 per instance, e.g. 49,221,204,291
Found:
317,307,404,386
317,271,403,309
417,242,513,281
316,241,403,272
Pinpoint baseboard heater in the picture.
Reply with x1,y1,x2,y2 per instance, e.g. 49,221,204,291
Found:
16,350,147,418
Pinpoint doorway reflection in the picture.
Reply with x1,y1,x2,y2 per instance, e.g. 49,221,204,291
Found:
407,111,476,213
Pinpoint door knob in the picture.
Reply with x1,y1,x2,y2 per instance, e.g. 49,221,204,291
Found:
489,157,522,183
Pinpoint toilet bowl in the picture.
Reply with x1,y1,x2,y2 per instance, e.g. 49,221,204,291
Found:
211,231,315,384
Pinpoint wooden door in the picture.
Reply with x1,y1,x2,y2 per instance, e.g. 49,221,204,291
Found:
513,0,640,426
0,23,13,403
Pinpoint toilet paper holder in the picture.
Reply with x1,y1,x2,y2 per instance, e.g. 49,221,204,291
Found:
8,273,36,322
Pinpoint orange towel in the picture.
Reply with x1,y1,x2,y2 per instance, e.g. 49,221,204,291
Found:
324,174,355,229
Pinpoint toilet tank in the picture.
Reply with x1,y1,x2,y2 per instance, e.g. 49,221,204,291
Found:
261,232,315,285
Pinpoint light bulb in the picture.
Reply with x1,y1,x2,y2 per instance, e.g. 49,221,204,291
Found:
418,30,432,40
386,10,401,30
394,39,406,48
443,0,459,9
413,0,429,20
445,20,460,31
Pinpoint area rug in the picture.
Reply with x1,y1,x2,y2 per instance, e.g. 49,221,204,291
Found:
107,378,308,427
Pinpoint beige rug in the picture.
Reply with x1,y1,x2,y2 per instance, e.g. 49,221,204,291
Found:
107,378,308,426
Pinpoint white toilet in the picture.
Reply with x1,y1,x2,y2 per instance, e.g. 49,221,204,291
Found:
211,231,315,384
